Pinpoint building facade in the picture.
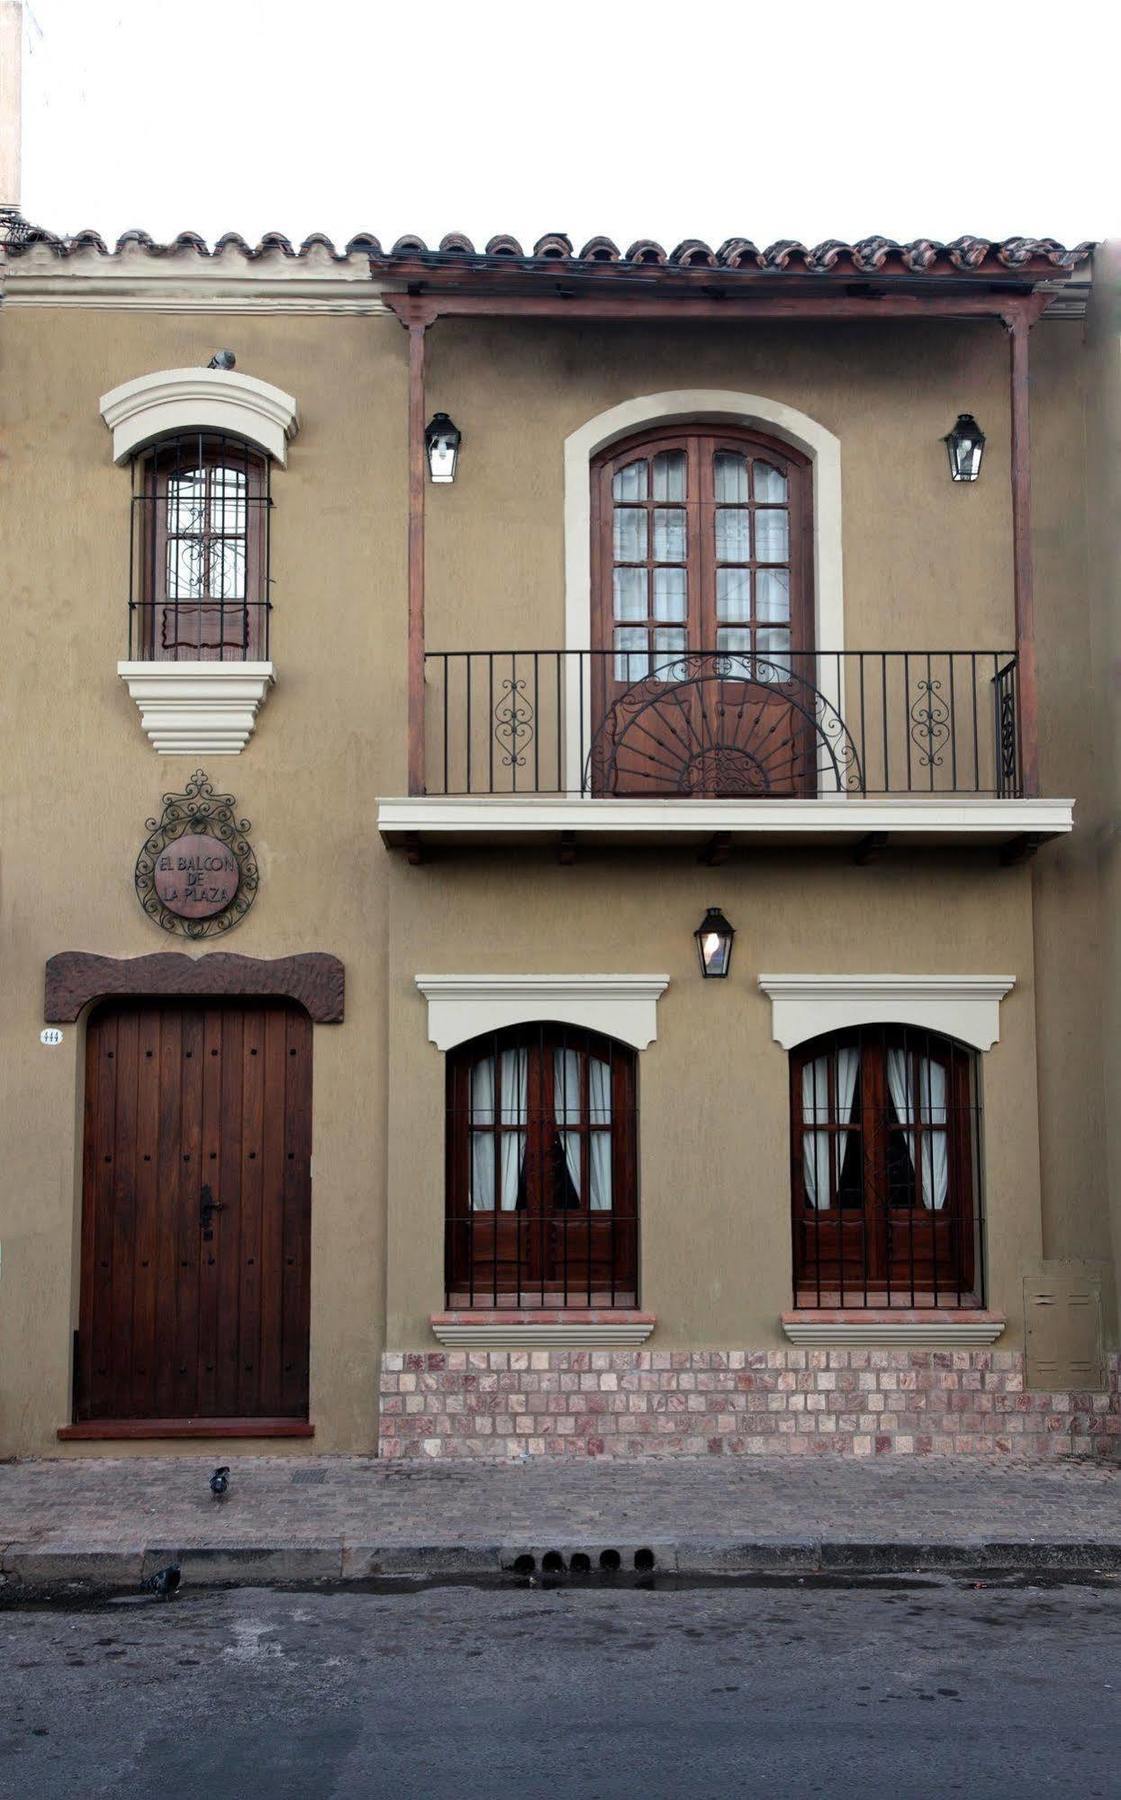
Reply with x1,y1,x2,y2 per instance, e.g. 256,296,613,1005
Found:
0,222,1117,1459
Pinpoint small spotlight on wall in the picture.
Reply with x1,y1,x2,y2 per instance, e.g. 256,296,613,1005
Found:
207,349,237,370
425,412,461,484
943,413,985,482
695,906,735,979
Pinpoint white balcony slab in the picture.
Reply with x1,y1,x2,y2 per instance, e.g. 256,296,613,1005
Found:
119,660,275,754
378,794,1074,850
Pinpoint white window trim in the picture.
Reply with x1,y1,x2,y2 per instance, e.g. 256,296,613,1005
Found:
415,973,670,1051
563,389,843,794
758,972,1016,1053
100,365,299,465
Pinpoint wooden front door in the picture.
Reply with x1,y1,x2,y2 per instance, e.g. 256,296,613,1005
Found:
590,427,815,796
75,998,312,1427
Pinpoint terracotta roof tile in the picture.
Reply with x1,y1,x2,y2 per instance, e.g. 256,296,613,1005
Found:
0,219,1094,279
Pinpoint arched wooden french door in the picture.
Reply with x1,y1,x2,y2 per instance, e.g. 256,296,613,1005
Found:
790,1024,981,1308
446,1023,638,1308
74,997,312,1429
590,425,815,796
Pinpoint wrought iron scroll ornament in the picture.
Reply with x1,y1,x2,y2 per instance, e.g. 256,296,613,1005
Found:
135,770,259,939
910,678,951,770
585,653,863,797
495,676,535,769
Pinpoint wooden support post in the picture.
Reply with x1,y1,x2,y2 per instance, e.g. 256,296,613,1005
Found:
1008,312,1040,797
557,830,577,866
406,314,430,796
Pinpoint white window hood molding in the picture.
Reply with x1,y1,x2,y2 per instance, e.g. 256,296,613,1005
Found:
118,660,275,754
415,973,670,1052
758,972,1015,1053
100,366,299,464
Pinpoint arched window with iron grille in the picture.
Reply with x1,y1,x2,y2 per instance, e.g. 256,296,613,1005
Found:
790,1024,983,1309
446,1023,638,1309
129,432,271,660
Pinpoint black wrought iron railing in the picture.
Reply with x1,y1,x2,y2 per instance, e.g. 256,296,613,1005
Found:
423,649,1021,798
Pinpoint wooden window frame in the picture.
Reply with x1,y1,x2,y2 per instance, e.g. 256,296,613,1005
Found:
132,432,271,662
591,423,814,667
445,1023,638,1309
789,1025,982,1309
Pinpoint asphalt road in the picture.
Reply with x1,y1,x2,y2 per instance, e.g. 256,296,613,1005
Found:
3,1573,1119,1798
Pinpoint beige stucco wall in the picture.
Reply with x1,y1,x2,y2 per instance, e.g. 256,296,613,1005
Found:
0,294,1109,1456
0,308,407,1455
386,851,1043,1349
1029,318,1111,1286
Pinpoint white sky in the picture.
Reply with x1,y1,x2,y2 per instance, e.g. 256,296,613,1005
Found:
16,0,1119,251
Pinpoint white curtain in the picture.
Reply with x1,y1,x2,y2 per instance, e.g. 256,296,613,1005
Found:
886,1049,949,1211
588,1056,613,1212
555,1048,583,1202
801,1048,859,1211
553,1050,613,1212
470,1049,528,1212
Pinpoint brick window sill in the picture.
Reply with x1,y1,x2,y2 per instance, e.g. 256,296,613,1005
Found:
781,1310,1006,1347
430,1310,656,1348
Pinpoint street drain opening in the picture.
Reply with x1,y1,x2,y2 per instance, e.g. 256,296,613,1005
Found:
634,1549,656,1572
541,1552,566,1574
569,1553,592,1574
599,1549,622,1572
512,1554,536,1576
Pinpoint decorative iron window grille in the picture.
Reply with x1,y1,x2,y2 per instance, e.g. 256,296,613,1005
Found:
790,1024,984,1310
129,432,272,660
445,1023,639,1309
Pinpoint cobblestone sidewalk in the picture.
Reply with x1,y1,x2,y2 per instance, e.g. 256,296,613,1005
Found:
3,1454,1121,1584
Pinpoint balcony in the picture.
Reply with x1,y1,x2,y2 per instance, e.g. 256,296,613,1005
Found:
378,650,1073,855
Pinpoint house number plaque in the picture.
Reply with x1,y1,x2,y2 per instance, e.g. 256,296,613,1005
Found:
135,770,259,939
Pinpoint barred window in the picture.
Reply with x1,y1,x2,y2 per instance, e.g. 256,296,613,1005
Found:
790,1025,982,1309
446,1024,638,1309
130,433,271,660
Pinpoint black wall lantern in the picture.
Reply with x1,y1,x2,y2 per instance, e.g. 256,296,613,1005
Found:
943,413,985,482
695,906,735,979
425,411,461,484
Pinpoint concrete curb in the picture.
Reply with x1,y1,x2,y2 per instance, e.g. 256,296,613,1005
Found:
4,1536,1121,1591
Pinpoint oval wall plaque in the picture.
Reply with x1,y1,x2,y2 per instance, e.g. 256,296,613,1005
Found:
135,770,259,939
153,832,240,919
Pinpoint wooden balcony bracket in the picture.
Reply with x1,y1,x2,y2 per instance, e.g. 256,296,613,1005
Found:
558,830,578,866
999,832,1044,867
852,831,889,866
699,831,733,867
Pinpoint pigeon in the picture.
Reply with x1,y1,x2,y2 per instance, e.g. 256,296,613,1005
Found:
143,1564,181,1599
209,1465,230,1499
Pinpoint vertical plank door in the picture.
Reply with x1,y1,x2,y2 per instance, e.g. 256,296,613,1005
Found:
75,998,312,1426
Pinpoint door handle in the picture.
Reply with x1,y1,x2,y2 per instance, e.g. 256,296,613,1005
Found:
199,1184,225,1239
